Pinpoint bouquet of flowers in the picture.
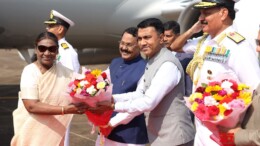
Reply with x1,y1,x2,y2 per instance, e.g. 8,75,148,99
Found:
67,68,113,137
185,75,252,143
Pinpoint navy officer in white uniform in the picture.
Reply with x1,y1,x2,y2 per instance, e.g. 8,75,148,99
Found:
170,0,260,145
44,10,80,73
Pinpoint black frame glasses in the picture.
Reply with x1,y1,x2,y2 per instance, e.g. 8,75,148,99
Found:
37,45,58,53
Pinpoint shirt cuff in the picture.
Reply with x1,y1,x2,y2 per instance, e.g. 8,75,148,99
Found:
114,102,125,112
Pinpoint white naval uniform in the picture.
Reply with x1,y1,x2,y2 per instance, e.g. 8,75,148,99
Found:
183,26,260,146
57,37,80,73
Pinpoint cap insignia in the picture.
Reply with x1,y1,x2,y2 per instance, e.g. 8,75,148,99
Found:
195,2,217,7
50,10,54,19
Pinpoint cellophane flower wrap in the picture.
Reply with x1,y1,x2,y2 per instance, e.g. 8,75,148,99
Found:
185,74,252,142
67,67,113,137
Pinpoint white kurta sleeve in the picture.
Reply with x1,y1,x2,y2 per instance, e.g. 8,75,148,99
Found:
109,112,141,127
114,61,181,114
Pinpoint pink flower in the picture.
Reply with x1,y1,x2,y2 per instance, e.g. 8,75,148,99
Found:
186,75,252,126
218,89,227,96
195,98,204,104
228,99,245,109
195,104,210,120
208,81,221,86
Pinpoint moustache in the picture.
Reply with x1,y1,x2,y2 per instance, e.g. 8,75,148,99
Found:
200,20,208,25
120,48,131,54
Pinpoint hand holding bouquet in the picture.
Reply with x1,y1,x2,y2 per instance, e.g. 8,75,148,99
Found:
67,68,113,137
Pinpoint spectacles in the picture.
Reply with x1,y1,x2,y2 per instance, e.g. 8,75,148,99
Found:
118,41,136,48
256,39,260,46
37,45,58,53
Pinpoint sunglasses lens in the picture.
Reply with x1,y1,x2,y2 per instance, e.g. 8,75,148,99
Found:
256,39,260,46
48,46,58,52
38,45,47,52
38,45,57,53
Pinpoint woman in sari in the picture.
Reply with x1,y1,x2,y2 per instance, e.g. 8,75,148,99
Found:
11,32,87,146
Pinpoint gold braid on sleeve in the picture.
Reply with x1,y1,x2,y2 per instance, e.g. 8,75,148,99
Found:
186,34,208,82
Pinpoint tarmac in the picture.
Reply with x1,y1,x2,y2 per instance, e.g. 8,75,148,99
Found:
0,49,109,146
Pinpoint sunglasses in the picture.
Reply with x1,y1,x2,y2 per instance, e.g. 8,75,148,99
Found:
37,45,58,53
256,39,260,46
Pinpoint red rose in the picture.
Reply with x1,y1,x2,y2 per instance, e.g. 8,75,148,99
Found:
224,109,233,116
70,91,76,97
101,72,107,79
196,87,206,93
208,106,219,116
73,79,80,86
230,92,239,99
229,80,238,91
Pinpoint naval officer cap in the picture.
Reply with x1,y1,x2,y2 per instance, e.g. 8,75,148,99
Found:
193,0,239,9
44,10,75,29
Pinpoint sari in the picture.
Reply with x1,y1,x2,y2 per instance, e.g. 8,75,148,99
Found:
11,63,74,146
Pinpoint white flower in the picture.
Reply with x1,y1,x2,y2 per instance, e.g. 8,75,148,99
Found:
86,85,97,96
79,80,89,87
222,103,231,110
221,81,234,94
77,74,85,80
76,88,82,94
204,96,218,106
221,80,232,88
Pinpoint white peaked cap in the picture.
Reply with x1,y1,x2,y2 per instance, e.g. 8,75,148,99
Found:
44,10,75,28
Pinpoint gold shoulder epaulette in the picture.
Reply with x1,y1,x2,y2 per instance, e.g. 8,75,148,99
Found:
226,32,245,44
61,43,69,49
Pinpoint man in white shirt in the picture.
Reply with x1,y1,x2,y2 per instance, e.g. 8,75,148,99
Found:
44,10,80,73
96,18,195,146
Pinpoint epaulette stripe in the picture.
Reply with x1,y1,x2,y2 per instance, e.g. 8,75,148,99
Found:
227,32,245,44
61,43,69,49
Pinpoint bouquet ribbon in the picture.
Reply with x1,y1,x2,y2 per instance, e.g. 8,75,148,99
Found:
85,110,113,137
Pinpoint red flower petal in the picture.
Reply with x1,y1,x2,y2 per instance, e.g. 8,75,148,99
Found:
208,106,219,116
224,109,233,116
